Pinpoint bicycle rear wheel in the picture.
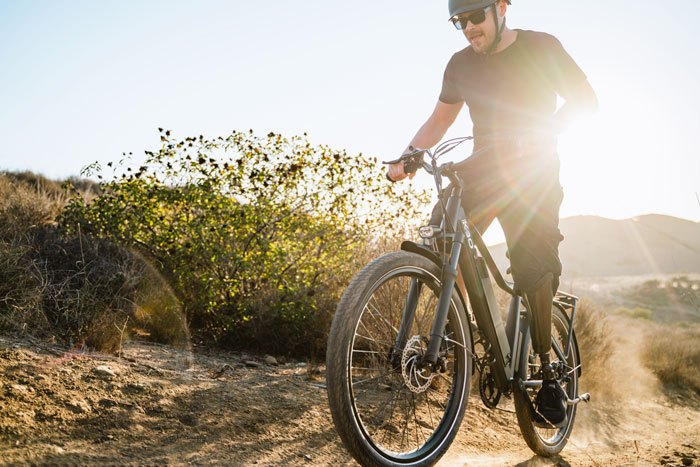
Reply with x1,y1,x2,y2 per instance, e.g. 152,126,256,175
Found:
513,304,580,456
326,251,472,466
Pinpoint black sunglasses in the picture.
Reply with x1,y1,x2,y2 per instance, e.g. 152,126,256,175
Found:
450,5,491,30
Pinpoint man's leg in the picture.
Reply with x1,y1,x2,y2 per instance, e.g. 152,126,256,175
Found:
498,172,563,361
525,272,555,377
498,173,567,425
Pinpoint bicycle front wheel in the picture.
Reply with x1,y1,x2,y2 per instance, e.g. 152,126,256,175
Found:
326,251,472,466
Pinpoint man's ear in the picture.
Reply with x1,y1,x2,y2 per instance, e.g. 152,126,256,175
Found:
498,0,508,17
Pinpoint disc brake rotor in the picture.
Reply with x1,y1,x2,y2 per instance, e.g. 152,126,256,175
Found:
402,335,438,393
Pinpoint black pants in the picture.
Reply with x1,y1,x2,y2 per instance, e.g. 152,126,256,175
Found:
429,147,564,294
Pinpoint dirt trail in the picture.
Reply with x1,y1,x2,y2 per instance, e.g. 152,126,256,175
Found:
0,329,698,466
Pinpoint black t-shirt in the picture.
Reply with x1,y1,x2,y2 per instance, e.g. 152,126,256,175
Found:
440,30,587,151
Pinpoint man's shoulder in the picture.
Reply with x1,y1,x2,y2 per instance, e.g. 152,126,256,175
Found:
448,45,476,67
516,29,562,49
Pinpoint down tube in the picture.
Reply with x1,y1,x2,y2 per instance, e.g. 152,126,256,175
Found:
458,235,512,388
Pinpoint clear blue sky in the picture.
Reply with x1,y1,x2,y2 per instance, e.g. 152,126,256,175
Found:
1,1,699,243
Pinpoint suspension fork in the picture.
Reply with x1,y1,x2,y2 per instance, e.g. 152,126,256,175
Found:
393,252,469,368
392,278,423,365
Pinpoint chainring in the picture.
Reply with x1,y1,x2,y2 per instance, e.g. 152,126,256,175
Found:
478,362,502,409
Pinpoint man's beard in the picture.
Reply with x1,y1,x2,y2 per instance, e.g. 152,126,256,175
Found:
468,32,493,54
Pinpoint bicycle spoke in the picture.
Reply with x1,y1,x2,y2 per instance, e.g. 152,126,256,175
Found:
551,338,566,362
354,332,393,348
412,392,427,447
427,387,448,412
425,390,435,431
352,373,388,387
368,298,399,335
335,260,469,460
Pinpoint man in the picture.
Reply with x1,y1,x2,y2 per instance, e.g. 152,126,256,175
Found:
388,0,597,425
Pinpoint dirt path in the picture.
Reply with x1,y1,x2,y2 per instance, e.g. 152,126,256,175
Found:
0,333,698,466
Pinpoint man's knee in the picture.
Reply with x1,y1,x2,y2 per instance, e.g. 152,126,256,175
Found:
509,247,562,295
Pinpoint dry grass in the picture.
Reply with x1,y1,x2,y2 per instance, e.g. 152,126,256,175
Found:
0,172,184,352
572,299,615,395
642,324,700,394
0,169,411,357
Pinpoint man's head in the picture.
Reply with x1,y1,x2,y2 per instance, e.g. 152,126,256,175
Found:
448,0,511,54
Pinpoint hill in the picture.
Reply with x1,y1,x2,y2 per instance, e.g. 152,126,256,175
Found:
488,214,700,278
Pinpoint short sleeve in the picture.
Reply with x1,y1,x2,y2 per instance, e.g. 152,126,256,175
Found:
543,35,588,99
439,55,463,104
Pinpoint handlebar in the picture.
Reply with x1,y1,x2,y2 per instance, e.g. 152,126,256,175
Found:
383,131,557,182
383,136,474,183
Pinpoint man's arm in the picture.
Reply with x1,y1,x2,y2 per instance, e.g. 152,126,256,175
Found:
517,80,597,158
545,34,598,133
388,100,463,182
551,78,598,133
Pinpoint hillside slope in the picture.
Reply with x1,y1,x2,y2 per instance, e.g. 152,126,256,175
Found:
489,214,700,278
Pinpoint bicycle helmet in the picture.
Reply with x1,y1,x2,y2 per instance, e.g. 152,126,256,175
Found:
448,0,499,19
448,0,511,54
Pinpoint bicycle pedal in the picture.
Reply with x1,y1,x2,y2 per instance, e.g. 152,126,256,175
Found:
565,392,590,405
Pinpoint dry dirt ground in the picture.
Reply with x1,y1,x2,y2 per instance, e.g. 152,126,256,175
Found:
0,328,698,467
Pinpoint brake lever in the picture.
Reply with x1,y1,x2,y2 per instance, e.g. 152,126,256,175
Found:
383,148,426,182
382,147,426,165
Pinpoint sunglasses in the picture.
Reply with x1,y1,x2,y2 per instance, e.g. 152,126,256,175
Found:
450,5,491,30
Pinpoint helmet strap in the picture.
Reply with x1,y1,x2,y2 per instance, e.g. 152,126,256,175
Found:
486,2,506,54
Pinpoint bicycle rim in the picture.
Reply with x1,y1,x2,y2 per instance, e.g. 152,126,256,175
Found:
523,306,578,446
347,265,469,463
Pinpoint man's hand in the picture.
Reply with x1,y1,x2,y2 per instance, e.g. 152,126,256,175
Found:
387,161,416,182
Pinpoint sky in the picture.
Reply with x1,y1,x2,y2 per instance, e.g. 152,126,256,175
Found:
1,0,699,245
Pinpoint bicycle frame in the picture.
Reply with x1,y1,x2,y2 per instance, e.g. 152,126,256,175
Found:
393,147,580,392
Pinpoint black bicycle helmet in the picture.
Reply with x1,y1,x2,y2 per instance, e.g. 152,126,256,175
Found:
448,0,511,54
448,0,499,19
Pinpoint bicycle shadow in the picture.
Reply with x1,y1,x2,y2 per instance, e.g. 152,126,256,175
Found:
515,455,571,467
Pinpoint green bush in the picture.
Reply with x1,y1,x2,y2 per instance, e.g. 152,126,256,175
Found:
614,306,653,320
60,129,428,355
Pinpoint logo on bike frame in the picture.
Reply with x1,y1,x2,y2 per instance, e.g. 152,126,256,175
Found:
461,220,475,250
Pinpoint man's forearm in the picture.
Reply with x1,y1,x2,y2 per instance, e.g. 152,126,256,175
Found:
388,101,461,181
405,119,451,152
404,101,463,153
553,79,598,133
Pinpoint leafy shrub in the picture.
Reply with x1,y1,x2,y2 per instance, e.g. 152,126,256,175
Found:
617,278,700,314
614,306,653,320
60,129,428,355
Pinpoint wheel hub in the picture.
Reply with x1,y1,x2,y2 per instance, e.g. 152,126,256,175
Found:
401,335,438,393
